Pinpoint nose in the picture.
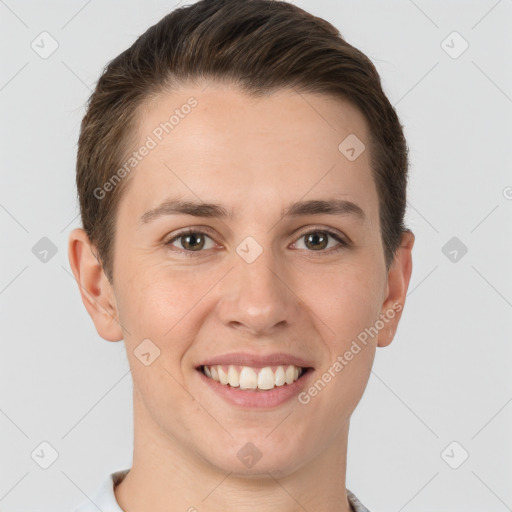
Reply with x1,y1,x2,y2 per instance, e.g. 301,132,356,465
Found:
215,244,301,337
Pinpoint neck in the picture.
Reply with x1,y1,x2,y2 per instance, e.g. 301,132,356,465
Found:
115,389,353,512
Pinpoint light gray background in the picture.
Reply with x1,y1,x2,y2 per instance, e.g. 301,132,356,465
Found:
1,0,511,511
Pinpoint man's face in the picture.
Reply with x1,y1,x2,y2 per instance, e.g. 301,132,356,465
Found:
110,82,398,476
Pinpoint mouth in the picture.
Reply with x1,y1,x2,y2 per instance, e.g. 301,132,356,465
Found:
195,352,315,408
196,364,313,392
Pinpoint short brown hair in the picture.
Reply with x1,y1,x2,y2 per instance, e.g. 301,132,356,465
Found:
76,0,410,283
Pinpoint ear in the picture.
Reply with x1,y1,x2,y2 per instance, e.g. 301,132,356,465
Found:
377,230,415,348
67,227,123,342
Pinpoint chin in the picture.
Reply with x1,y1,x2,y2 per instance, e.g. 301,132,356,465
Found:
203,436,307,478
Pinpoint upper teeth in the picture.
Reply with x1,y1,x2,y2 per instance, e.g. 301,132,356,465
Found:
202,364,304,390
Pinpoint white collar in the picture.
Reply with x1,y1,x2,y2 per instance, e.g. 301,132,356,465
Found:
72,469,129,512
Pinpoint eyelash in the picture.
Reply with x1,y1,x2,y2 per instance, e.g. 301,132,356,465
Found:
164,227,349,257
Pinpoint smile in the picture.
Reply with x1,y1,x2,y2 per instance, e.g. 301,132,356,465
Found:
197,363,313,408
201,364,305,391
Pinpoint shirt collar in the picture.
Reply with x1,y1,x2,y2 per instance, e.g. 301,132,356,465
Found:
72,469,129,512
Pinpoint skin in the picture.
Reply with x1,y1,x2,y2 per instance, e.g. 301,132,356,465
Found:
68,80,414,512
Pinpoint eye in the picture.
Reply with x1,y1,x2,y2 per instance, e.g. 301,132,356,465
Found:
293,229,348,252
166,229,217,254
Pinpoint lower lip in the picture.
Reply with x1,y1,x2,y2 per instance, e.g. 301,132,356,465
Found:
197,368,313,409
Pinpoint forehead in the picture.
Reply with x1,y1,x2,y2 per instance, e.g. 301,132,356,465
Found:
120,81,378,223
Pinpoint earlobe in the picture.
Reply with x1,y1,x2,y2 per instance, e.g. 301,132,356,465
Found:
377,230,415,348
67,227,124,342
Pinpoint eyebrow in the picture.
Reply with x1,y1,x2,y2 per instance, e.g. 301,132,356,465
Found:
138,197,366,225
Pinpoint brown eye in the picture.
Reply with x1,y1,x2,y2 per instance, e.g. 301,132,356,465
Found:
166,230,216,252
294,230,347,252
304,232,329,250
180,232,205,251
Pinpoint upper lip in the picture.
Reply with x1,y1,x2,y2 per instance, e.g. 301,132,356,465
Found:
197,352,314,369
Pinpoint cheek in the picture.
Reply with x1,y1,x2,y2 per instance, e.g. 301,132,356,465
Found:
304,270,379,420
306,260,383,402
313,260,385,335
115,262,218,369
115,271,200,405
115,265,190,344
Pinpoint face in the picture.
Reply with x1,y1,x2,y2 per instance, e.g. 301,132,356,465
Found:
84,82,412,477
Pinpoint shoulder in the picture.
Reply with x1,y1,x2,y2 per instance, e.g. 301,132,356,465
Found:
347,488,373,512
